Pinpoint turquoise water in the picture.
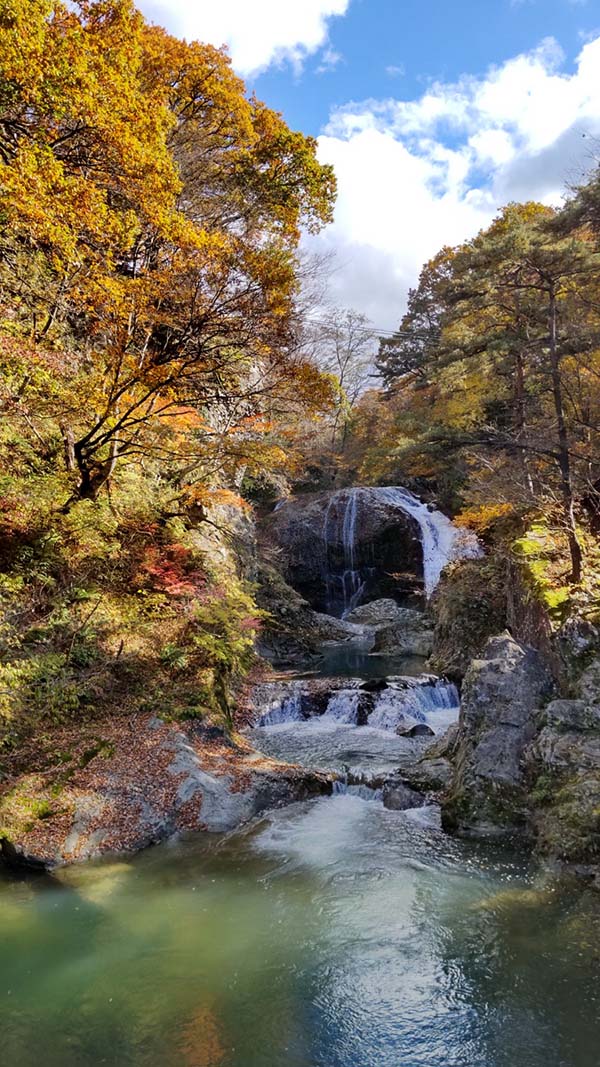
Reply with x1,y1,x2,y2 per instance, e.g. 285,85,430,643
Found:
1,792,600,1067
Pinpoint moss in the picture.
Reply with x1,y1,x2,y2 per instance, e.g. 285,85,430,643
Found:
530,772,556,806
535,773,600,865
429,557,507,678
79,739,115,768
0,783,60,839
513,523,572,624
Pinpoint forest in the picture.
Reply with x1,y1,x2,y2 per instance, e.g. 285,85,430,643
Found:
2,0,600,764
0,0,337,757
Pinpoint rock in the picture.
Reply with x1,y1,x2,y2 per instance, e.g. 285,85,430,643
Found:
543,699,600,733
312,613,367,641
0,715,332,870
557,616,600,662
428,558,507,680
531,772,600,871
576,658,600,704
526,691,600,874
399,728,459,792
533,727,600,774
408,758,454,792
371,622,434,657
345,600,417,626
442,632,553,837
424,721,460,760
396,723,435,738
263,490,423,612
382,779,426,811
359,678,389,693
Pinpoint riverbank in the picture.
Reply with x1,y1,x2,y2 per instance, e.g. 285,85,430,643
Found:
0,713,332,869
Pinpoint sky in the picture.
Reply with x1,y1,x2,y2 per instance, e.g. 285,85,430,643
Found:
140,0,600,330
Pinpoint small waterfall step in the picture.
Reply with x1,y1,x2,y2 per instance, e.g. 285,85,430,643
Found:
252,675,459,734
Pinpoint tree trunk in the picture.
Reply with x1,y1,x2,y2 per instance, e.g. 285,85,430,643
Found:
512,347,534,497
548,286,583,583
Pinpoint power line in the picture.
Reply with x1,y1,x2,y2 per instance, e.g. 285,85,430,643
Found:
303,315,405,339
303,316,428,341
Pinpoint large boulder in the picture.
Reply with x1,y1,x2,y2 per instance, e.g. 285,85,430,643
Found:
442,632,553,837
576,658,600,704
382,779,426,811
371,621,434,658
263,490,423,614
429,558,507,680
528,698,600,876
345,599,415,626
346,600,435,657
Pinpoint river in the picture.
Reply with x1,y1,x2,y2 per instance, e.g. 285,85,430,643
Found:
2,772,600,1066
2,489,599,1066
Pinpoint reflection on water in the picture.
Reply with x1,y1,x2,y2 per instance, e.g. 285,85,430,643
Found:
1,793,600,1067
298,638,428,680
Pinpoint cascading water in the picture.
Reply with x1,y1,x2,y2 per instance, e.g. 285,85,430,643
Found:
374,486,481,597
332,779,383,802
322,690,361,724
255,677,459,734
257,683,305,726
368,679,459,732
322,489,367,616
319,486,480,610
251,676,460,778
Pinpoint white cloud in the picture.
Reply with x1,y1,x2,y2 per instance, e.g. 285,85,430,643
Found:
317,46,343,75
313,35,600,328
138,0,350,75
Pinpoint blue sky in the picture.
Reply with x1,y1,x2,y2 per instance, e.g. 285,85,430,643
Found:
249,0,600,137
141,0,600,327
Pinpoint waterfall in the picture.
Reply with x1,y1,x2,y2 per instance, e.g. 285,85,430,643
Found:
374,487,480,597
320,486,480,606
254,678,459,734
322,489,366,616
322,691,360,724
368,679,459,732
332,780,383,802
258,684,305,726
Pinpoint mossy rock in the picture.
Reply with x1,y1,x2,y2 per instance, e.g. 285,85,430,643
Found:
429,558,507,679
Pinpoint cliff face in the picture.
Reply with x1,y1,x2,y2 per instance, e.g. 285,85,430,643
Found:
262,490,424,614
438,625,600,885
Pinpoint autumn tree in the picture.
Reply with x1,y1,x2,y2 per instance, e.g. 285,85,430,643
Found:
0,0,337,508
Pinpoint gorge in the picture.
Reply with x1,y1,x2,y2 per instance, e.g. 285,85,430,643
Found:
3,486,600,1067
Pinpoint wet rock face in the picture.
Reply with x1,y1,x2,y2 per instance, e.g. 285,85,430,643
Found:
442,633,553,837
382,779,426,811
263,491,423,614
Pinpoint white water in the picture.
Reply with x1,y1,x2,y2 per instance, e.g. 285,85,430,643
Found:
322,489,366,615
369,678,460,732
332,779,384,801
322,690,361,724
257,682,305,726
374,486,481,596
256,677,459,734
320,486,480,606
252,674,459,778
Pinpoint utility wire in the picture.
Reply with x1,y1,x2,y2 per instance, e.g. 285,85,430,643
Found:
303,315,419,340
